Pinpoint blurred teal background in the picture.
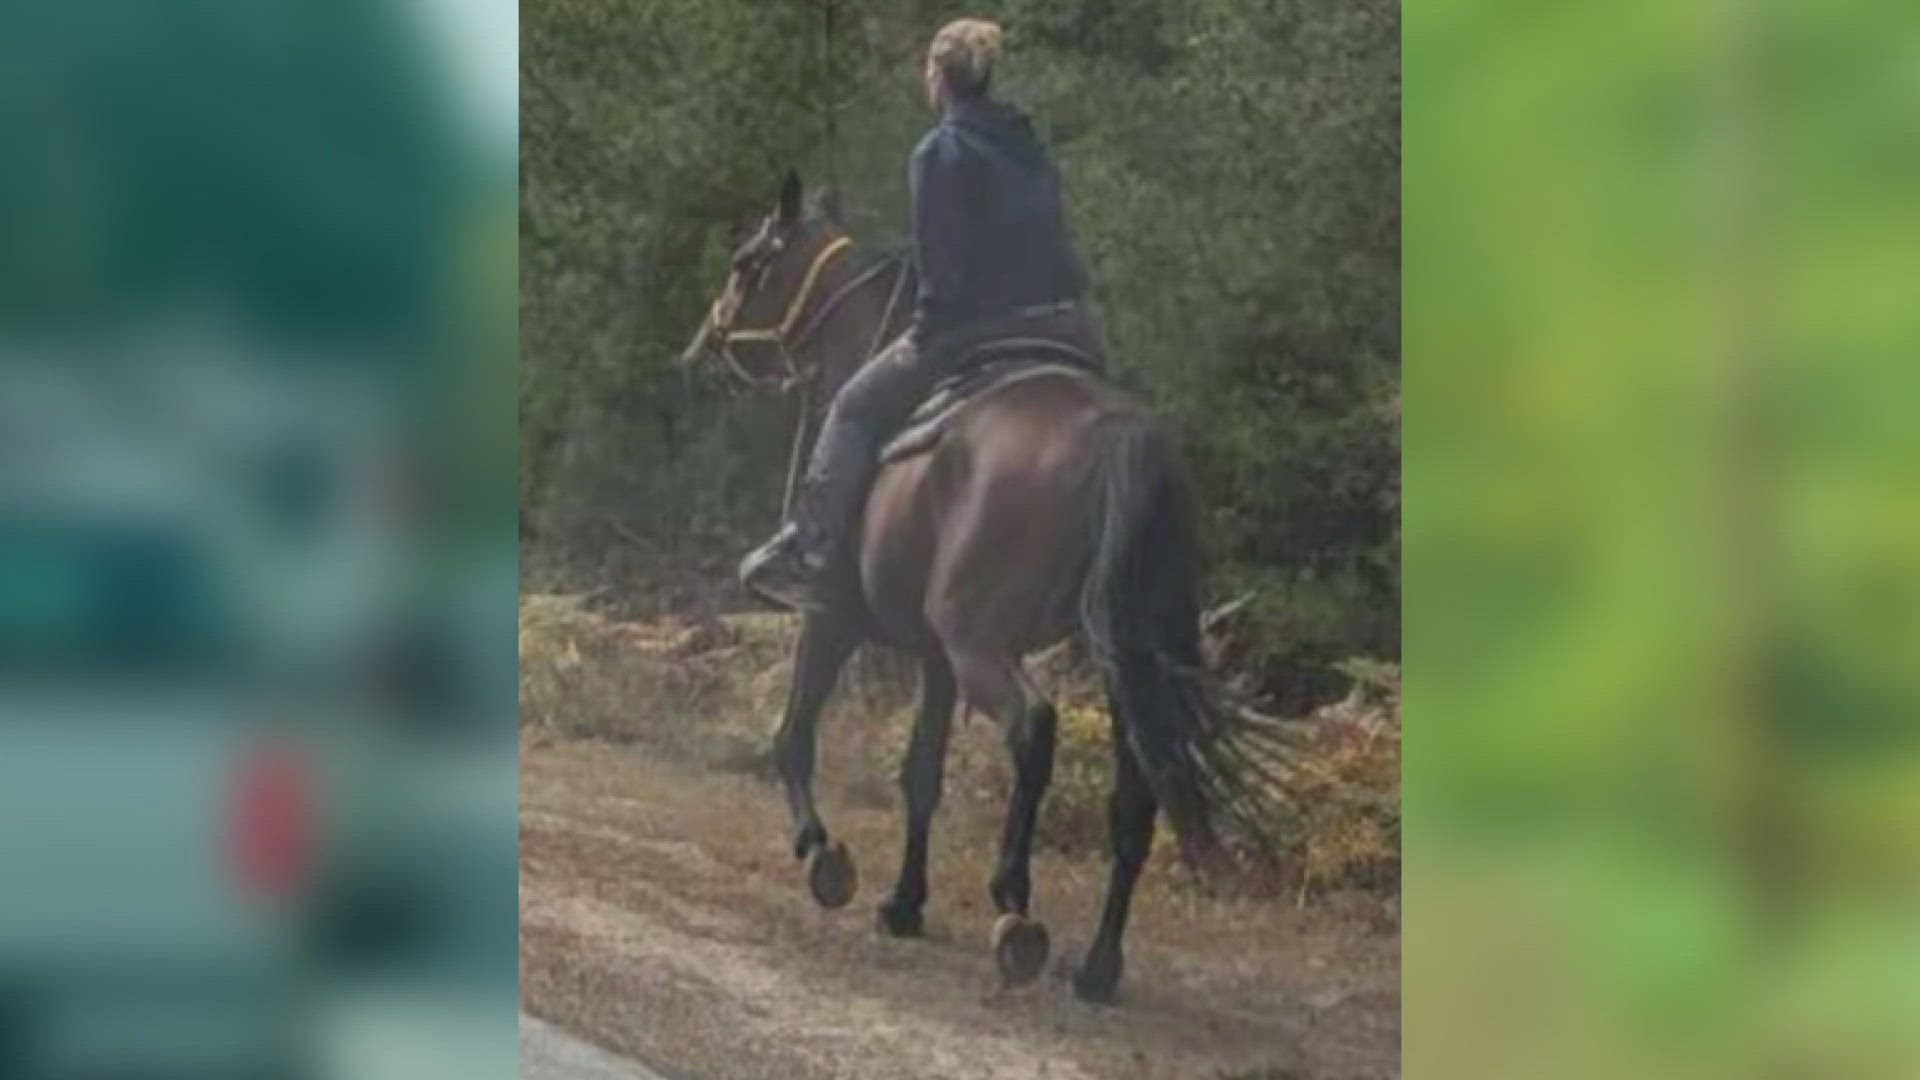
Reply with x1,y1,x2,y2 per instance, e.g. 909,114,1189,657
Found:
0,2,516,1078
1407,0,1920,1076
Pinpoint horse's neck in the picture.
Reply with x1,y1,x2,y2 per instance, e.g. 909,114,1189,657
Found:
809,249,909,406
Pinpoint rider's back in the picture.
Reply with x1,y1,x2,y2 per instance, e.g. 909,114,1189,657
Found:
910,95,1088,340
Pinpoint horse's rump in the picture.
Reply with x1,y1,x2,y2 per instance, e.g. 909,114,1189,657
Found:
860,362,1119,649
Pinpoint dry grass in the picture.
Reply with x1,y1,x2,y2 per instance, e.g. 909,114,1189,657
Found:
1282,659,1401,898
520,593,1399,902
518,593,795,769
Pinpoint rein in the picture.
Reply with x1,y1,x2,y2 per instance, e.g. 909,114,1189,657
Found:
779,249,907,514
716,235,912,394
864,251,911,366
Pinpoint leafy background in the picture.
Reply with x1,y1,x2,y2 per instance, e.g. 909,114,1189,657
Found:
1406,0,1920,1075
520,0,1400,710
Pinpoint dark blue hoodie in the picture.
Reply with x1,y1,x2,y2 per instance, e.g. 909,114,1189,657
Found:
908,93,1089,342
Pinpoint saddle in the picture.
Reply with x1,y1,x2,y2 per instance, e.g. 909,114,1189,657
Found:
879,339,1098,464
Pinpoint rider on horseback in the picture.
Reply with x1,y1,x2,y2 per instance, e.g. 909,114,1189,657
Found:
741,18,1106,609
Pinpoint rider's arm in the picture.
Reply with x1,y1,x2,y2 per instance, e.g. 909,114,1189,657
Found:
909,132,966,340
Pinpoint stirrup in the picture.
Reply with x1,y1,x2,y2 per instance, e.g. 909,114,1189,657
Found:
739,526,831,612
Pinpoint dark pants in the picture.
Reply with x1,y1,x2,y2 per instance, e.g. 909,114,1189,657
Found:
792,302,1105,560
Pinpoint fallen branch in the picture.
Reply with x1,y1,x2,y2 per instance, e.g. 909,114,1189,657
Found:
1201,590,1257,636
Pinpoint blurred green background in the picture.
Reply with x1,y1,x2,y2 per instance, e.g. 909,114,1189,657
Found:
1406,0,1920,1075
0,1,517,1077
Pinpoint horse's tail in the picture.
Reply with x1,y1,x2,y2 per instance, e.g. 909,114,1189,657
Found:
1078,412,1294,873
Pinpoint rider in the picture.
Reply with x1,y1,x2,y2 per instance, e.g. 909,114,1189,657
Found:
742,17,1105,608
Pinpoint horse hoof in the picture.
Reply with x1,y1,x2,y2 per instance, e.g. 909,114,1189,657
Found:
806,841,857,909
991,914,1050,987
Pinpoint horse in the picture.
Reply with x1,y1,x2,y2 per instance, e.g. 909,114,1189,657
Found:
681,170,1281,1003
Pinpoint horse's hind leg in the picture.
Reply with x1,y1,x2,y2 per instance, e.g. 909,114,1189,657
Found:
776,612,860,905
878,652,956,937
991,677,1056,922
1073,702,1158,1004
937,636,1056,984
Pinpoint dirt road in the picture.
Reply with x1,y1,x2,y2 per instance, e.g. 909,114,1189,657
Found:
521,736,1398,1080
522,1013,668,1080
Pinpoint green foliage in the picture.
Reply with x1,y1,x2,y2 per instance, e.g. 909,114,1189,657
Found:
522,0,1400,687
1405,1,1920,1074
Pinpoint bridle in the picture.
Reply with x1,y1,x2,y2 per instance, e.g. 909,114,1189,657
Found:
707,233,872,390
698,227,914,517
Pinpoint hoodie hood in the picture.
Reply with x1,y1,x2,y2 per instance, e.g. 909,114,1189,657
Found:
943,96,1046,167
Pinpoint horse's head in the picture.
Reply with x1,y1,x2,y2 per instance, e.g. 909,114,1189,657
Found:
681,169,852,390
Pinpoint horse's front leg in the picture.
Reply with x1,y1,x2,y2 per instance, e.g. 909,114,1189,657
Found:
774,611,860,906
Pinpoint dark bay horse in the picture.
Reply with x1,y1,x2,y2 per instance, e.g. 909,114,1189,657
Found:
682,172,1277,1003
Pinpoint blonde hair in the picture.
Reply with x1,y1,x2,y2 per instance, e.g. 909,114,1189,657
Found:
928,18,1003,97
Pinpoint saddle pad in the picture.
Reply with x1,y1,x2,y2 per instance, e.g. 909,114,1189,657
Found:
880,354,1092,464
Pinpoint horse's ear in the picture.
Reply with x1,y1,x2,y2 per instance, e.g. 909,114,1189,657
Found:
810,184,843,224
776,169,802,227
